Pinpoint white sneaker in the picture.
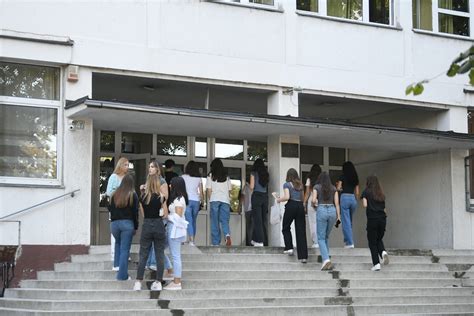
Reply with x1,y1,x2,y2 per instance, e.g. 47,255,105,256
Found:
253,242,264,247
311,243,319,249
283,249,294,256
163,282,182,291
189,241,195,246
150,281,162,291
371,263,381,271
382,251,389,265
344,244,355,249
321,259,332,270
250,240,256,246
126,276,132,281
133,281,142,291
112,266,119,271
300,259,307,264
149,265,157,271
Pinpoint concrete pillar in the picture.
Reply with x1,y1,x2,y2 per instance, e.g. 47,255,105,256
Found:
267,89,300,246
438,107,468,133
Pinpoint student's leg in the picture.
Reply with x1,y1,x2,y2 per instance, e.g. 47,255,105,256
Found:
294,202,308,260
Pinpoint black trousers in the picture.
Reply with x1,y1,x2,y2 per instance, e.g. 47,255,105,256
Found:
251,192,268,245
282,200,308,260
245,211,254,246
367,217,386,265
136,218,166,281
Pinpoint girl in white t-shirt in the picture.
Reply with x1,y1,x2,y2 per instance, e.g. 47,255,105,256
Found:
182,161,204,246
163,176,188,291
303,164,322,249
206,158,232,246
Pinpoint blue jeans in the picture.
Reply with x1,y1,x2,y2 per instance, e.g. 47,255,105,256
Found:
110,219,134,280
340,194,357,246
167,222,185,278
185,200,201,238
210,201,231,246
316,204,337,262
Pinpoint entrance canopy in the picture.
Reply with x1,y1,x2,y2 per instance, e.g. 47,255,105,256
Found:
66,98,474,153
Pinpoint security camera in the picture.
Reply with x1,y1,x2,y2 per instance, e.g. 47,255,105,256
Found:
68,124,76,131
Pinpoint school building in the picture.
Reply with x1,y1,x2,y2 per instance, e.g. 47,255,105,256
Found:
1,0,474,265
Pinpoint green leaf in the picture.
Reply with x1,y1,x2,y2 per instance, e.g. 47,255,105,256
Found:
470,69,474,86
447,63,460,77
405,85,414,95
413,83,424,96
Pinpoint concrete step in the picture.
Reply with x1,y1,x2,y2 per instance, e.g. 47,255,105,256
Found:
432,249,474,256
337,270,461,279
20,279,340,290
333,263,448,271
38,270,335,281
345,287,474,297
348,278,462,288
88,244,201,255
0,298,158,311
352,303,474,315
179,254,433,264
4,289,151,300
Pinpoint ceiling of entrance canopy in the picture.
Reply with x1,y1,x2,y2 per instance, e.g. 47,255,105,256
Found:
66,98,474,153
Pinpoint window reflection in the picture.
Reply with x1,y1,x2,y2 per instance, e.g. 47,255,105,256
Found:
215,139,243,160
157,135,187,156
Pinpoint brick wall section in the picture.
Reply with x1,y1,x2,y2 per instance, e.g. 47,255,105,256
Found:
11,245,89,287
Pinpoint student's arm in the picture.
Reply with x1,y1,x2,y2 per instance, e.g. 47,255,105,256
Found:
249,174,255,191
303,184,311,209
362,197,368,208
175,198,185,217
335,180,342,191
106,174,117,197
334,191,341,221
355,185,360,200
160,182,169,200
275,188,290,203
139,202,144,218
312,189,318,207
199,180,204,203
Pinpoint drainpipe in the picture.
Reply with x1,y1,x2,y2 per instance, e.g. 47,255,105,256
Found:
464,155,474,212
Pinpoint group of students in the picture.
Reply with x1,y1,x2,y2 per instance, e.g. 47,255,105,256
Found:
272,161,389,271
106,156,389,293
106,158,193,291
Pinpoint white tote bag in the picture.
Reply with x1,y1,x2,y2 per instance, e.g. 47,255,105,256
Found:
270,199,282,225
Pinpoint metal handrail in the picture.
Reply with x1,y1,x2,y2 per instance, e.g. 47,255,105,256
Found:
0,189,80,220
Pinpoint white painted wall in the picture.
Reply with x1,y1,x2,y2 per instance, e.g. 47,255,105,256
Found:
1,0,471,108
346,149,474,249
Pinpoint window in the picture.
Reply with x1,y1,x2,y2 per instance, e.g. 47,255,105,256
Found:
297,0,393,25
122,132,152,154
215,139,244,160
413,0,471,36
249,0,274,4
195,137,207,158
247,141,267,162
156,135,187,157
0,62,61,185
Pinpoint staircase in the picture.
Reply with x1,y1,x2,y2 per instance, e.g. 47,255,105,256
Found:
0,245,473,315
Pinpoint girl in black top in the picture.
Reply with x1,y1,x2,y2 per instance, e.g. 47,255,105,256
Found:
361,175,389,271
133,174,168,291
109,174,138,281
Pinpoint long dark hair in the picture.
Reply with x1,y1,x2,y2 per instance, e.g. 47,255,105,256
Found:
113,174,135,208
210,158,227,182
168,176,188,206
307,164,322,188
185,160,200,177
286,168,303,191
318,172,333,202
365,175,385,202
251,158,269,187
342,161,359,186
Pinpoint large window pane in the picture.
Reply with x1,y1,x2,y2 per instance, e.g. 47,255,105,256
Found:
247,141,267,162
329,147,346,166
369,0,390,24
413,0,433,30
227,167,242,213
122,132,152,154
297,0,318,12
327,0,363,20
0,104,57,178
300,145,323,165
157,135,187,156
0,62,60,100
439,13,470,36
100,131,115,152
215,139,243,160
439,0,469,12
195,137,207,158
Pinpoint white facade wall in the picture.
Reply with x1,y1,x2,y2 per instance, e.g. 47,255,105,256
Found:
1,0,473,247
